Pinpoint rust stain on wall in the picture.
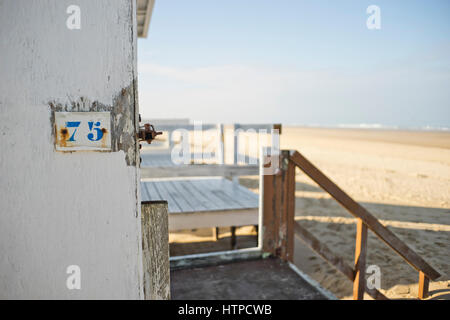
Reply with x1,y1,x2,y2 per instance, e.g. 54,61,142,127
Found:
59,128,69,148
48,81,138,166
101,128,108,149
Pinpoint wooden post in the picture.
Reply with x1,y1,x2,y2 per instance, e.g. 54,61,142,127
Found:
141,201,171,300
261,154,278,255
232,124,240,186
213,227,220,241
217,123,225,165
280,150,296,262
418,271,429,299
353,218,368,300
273,162,283,256
261,150,295,261
231,226,237,250
233,124,238,165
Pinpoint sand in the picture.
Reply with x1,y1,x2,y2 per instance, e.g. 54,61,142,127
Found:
169,126,450,299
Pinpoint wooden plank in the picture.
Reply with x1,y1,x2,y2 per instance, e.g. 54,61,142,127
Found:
202,178,251,210
211,189,247,210
273,160,283,255
214,178,258,208
230,226,237,250
141,181,157,201
141,118,190,126
226,179,259,200
212,179,251,210
166,180,198,212
234,124,278,131
141,181,164,202
353,218,368,300
198,179,241,210
260,151,285,257
161,180,194,212
140,182,153,201
217,123,225,165
151,181,182,213
150,123,218,132
294,221,355,281
213,227,220,240
229,186,259,206
278,151,289,261
262,156,276,255
194,179,241,210
273,123,282,135
168,208,258,231
141,201,170,300
233,124,238,165
418,271,429,299
170,179,209,211
195,181,236,210
289,151,441,280
177,179,220,211
231,180,260,200
281,151,296,262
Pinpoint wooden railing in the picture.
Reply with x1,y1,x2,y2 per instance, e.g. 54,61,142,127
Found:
261,150,441,300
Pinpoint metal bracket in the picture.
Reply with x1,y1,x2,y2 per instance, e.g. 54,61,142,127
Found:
138,123,162,145
281,150,290,171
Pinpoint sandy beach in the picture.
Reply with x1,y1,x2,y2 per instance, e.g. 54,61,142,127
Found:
170,126,450,299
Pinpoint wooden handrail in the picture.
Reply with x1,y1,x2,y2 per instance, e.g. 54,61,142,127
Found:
289,150,441,281
262,150,441,300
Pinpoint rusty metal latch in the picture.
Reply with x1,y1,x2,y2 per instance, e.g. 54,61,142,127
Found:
138,123,162,144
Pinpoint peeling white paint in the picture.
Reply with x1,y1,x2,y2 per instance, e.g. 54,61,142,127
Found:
0,0,143,299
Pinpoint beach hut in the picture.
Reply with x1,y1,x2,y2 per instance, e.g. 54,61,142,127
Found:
0,0,160,299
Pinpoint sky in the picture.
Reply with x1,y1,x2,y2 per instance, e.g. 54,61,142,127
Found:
137,0,450,128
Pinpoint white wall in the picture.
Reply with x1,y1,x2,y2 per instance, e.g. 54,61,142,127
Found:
0,0,143,299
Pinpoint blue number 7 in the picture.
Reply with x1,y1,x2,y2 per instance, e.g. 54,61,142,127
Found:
66,121,81,141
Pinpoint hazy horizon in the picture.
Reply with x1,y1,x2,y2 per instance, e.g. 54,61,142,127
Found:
137,0,450,128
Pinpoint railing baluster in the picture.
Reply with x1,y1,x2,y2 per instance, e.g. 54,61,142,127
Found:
418,271,430,299
353,218,368,300
261,154,276,255
281,150,296,262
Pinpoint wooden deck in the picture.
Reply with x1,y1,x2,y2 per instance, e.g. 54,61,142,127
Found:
171,258,331,300
139,123,279,242
141,151,219,167
141,177,259,231
140,150,259,167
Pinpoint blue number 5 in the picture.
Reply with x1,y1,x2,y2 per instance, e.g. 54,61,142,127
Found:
87,121,104,141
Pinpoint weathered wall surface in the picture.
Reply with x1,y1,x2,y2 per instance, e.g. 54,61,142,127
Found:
0,0,143,298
